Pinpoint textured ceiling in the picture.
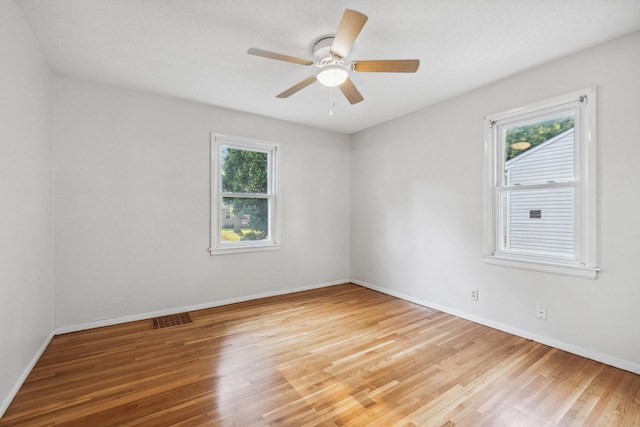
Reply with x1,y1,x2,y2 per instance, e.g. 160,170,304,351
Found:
16,0,640,134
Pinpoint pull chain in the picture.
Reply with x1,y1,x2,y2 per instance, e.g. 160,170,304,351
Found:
329,86,336,116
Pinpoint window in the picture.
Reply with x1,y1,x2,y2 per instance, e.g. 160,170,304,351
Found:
483,88,598,278
210,134,281,255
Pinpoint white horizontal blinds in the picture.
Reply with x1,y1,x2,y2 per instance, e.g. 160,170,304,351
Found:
498,110,578,260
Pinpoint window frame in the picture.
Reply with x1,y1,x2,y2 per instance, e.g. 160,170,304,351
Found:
209,133,281,255
482,87,599,278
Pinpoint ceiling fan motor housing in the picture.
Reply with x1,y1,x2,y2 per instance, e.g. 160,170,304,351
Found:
313,37,338,64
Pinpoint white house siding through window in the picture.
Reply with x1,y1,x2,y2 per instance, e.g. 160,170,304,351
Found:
503,128,575,259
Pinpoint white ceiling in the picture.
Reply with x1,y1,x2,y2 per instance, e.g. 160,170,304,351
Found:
15,0,640,134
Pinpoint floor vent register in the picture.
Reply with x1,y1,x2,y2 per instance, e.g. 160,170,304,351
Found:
152,313,192,329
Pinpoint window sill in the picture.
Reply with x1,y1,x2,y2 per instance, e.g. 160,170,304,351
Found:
483,255,599,279
209,244,282,256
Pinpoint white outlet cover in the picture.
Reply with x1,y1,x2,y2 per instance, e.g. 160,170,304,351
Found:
536,305,547,319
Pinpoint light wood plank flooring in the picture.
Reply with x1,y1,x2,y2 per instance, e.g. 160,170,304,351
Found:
2,284,639,426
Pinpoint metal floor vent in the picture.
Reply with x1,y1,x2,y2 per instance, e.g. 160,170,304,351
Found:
152,313,192,329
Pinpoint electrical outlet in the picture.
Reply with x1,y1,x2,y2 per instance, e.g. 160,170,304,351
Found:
536,305,547,320
470,289,478,301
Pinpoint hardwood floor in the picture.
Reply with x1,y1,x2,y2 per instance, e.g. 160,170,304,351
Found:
2,284,639,426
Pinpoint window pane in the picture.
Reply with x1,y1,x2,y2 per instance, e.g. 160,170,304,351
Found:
220,197,269,243
500,187,575,259
220,146,268,193
503,113,575,185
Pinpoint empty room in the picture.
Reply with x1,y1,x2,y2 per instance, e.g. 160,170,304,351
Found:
2,1,640,425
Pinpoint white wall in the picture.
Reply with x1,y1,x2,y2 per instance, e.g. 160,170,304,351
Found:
0,0,55,416
351,30,640,372
54,77,351,328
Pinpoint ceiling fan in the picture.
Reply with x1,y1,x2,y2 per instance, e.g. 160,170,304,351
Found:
247,9,420,105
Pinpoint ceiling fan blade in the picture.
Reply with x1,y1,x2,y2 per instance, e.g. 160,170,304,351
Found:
330,10,368,58
276,76,318,98
353,59,420,73
247,48,313,66
339,77,364,105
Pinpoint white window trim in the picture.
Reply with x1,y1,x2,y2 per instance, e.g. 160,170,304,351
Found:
209,133,282,255
482,87,598,278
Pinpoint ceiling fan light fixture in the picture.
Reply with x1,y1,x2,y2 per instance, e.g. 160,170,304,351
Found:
316,65,348,87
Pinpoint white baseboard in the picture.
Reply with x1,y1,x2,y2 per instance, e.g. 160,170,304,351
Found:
10,278,634,422
351,279,640,375
55,279,347,335
0,330,55,419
